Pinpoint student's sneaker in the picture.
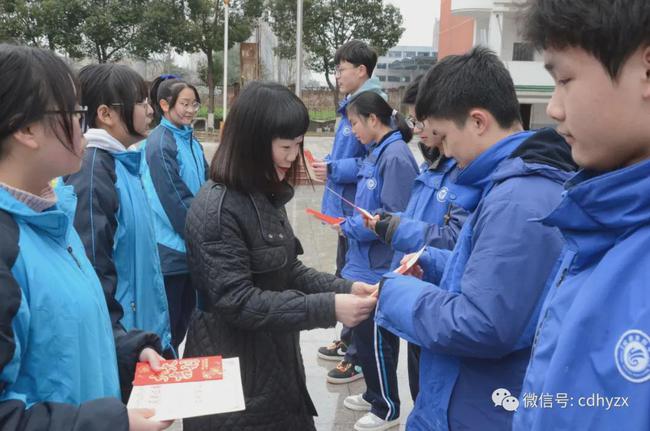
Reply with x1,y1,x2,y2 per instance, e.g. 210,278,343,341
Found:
354,412,399,431
317,340,347,361
327,360,364,384
343,394,372,411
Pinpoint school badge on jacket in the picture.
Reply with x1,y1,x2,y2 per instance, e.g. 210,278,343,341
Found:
615,329,650,383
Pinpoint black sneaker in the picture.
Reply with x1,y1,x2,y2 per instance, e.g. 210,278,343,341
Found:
317,340,347,361
327,360,364,384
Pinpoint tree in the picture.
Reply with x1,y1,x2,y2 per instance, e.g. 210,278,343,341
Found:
197,44,241,88
0,0,181,62
268,0,405,106
167,0,263,114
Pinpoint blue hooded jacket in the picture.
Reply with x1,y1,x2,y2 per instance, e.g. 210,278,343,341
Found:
384,156,470,270
321,77,386,218
340,130,418,284
513,159,650,431
64,129,172,353
0,186,121,408
375,129,576,430
140,117,208,275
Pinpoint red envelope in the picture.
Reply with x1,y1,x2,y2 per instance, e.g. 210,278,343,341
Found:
306,208,344,225
133,356,223,386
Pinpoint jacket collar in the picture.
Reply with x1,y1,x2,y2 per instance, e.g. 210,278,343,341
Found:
160,117,193,139
0,185,76,238
84,129,141,175
338,77,387,114
541,159,650,266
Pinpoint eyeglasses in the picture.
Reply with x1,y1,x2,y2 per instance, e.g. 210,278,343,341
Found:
45,106,89,133
175,100,201,113
334,65,360,77
406,116,425,131
110,98,151,109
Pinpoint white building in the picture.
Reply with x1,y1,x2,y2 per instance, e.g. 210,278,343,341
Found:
451,0,555,129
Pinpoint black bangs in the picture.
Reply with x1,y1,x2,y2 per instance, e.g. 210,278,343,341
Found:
0,44,79,154
270,94,310,140
79,64,148,137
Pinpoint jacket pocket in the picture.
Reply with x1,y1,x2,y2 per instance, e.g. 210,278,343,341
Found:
249,246,287,274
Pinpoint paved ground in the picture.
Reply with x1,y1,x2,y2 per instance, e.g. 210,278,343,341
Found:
169,136,421,430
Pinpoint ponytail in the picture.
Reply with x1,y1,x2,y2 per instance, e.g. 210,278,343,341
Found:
347,91,413,143
149,74,200,125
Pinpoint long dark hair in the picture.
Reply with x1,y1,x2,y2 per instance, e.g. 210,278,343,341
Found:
0,44,79,157
347,91,413,143
149,74,200,125
79,63,149,137
211,81,310,192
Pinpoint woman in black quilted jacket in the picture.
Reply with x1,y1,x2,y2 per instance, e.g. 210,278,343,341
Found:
183,81,378,431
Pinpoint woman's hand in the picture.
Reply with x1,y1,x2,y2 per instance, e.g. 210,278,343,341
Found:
334,294,377,327
363,214,380,232
400,253,424,279
139,347,164,372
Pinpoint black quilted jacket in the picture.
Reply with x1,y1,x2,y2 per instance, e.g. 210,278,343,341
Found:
183,180,352,431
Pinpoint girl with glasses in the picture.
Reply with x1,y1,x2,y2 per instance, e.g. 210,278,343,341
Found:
139,75,208,352
63,63,174,362
0,45,170,430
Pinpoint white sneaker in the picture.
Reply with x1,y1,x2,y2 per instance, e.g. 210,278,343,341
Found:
354,412,399,431
343,394,372,411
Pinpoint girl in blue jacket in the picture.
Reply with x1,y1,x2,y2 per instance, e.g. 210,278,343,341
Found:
0,45,169,431
140,75,208,351
339,91,418,431
64,64,173,356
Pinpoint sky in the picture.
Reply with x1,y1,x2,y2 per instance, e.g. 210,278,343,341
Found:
385,0,441,48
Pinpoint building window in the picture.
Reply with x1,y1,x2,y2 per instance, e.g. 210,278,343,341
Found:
513,42,534,61
376,63,387,69
387,75,401,82
388,51,402,58
418,52,430,57
400,76,411,83
405,51,417,57
378,76,386,82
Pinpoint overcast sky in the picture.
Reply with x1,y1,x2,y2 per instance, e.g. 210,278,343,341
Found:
385,0,441,47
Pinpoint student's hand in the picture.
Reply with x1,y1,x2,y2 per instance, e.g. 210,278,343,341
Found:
127,408,173,430
400,253,424,279
351,281,379,297
330,222,344,236
312,161,328,182
364,214,380,232
139,347,164,372
334,294,377,327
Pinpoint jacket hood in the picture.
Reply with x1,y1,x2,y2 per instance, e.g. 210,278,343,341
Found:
339,77,387,112
491,128,577,185
85,128,127,153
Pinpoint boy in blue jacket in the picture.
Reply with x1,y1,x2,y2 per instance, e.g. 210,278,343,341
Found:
374,47,577,430
367,76,471,401
513,1,650,430
314,40,386,384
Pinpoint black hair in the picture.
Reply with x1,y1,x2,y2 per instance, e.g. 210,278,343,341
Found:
149,74,201,124
402,75,423,106
0,44,79,157
415,46,521,129
79,63,148,137
521,0,650,79
211,81,310,192
347,91,413,143
334,40,378,77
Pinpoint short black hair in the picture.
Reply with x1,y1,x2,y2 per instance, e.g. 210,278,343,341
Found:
0,44,79,157
402,75,423,105
334,40,378,77
211,81,310,192
416,46,522,129
347,91,413,143
521,0,650,79
79,64,148,137
149,74,201,124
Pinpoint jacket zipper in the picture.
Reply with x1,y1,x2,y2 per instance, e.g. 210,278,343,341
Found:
530,266,569,356
67,246,82,269
188,131,203,184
